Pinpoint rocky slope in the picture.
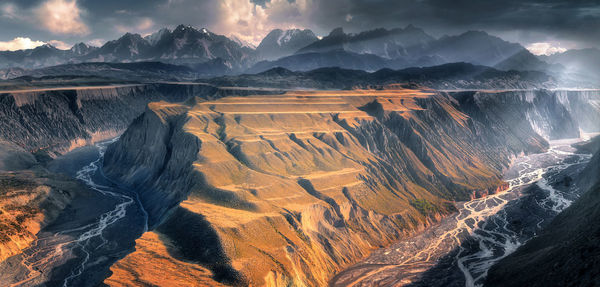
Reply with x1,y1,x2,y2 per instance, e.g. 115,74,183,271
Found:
451,89,598,140
0,141,91,263
217,63,556,90
297,26,431,57
0,83,277,157
256,29,318,61
285,28,544,73
485,136,600,287
541,48,600,83
248,50,402,73
102,87,598,286
0,44,74,70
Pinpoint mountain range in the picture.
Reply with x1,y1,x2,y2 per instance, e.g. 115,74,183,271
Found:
0,24,598,85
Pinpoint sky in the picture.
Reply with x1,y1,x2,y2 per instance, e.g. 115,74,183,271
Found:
0,0,599,55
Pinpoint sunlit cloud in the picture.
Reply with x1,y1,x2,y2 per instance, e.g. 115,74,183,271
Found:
526,42,567,56
48,40,71,49
214,0,311,45
35,0,90,36
0,37,46,51
0,0,596,50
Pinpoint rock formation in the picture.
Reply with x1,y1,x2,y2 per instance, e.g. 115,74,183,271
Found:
485,136,600,287
0,83,283,157
102,87,599,286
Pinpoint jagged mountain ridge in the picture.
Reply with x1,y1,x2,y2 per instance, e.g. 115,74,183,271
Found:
0,44,74,70
427,31,524,67
290,28,544,72
256,28,318,60
82,25,256,70
297,26,435,59
0,25,257,72
0,25,575,79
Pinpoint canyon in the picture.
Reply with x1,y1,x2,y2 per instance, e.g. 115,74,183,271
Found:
0,83,598,286
101,87,599,285
485,136,600,287
0,2,599,284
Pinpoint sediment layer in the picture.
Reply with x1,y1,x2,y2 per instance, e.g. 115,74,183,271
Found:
103,87,599,286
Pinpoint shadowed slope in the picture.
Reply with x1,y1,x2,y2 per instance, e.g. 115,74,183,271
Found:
101,86,581,286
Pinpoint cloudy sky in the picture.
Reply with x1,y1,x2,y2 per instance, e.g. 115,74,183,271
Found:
0,0,599,55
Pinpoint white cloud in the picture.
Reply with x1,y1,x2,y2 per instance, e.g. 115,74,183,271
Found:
35,0,89,35
215,0,311,45
0,37,46,51
526,42,567,56
48,40,71,49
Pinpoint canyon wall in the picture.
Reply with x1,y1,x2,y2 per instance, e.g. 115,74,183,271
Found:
0,83,282,282
485,136,600,287
0,83,280,156
102,88,599,286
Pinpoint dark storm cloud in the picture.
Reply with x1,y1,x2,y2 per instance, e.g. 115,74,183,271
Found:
0,0,598,50
308,0,597,46
331,0,600,47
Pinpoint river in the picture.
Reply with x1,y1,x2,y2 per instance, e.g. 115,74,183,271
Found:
6,139,148,287
330,138,592,287
5,137,594,287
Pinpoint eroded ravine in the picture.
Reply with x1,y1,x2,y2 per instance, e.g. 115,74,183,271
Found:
330,138,592,287
60,138,149,286
7,139,148,287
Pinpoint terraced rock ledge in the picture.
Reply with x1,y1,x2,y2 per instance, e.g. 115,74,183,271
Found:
101,86,598,286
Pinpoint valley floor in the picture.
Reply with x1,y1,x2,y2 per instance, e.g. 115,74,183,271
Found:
0,85,597,286
0,140,148,286
330,138,592,287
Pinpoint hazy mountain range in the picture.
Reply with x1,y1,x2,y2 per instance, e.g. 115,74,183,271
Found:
1,24,599,85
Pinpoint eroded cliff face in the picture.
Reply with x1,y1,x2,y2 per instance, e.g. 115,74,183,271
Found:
0,83,236,156
102,87,598,286
485,137,600,287
449,89,598,141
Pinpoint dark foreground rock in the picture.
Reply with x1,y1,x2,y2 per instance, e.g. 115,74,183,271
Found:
485,137,600,287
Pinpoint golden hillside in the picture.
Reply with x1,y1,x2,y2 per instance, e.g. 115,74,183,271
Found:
104,87,545,286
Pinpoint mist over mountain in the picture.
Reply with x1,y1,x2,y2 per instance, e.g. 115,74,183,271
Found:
0,24,598,85
297,25,435,59
541,48,600,83
256,29,318,60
